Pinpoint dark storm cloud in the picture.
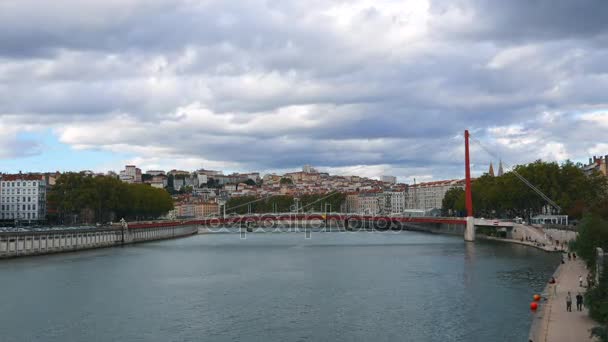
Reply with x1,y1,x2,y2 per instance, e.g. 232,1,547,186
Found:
0,0,607,179
431,0,608,42
0,1,335,59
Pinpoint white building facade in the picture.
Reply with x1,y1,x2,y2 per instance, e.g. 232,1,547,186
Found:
358,193,381,215
381,175,397,184
119,165,142,183
384,191,406,214
405,179,465,211
0,174,47,222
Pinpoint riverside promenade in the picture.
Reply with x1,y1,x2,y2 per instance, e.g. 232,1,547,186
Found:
480,229,598,341
479,235,563,253
530,258,597,342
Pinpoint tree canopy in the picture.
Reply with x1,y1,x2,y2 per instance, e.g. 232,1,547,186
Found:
206,178,221,188
442,187,465,216
48,173,174,224
573,214,608,338
442,160,608,219
225,193,346,215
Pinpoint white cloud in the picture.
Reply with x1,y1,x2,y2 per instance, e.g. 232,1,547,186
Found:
487,45,539,69
580,112,608,127
540,142,569,161
588,143,608,157
1,0,608,181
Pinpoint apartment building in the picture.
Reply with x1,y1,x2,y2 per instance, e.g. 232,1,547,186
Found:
583,155,608,177
119,165,142,183
405,179,465,211
0,174,47,221
381,175,397,184
358,192,381,215
382,191,406,214
194,202,220,218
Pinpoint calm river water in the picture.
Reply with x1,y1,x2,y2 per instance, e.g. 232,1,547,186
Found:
0,231,559,342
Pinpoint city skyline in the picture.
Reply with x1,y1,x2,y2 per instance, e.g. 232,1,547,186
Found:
1,3,606,341
0,159,531,185
1,0,607,182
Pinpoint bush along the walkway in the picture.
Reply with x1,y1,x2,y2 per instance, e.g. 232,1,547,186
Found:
573,214,608,340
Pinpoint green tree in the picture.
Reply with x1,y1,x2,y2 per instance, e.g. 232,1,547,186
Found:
442,160,608,220
442,187,465,216
48,173,174,224
180,185,193,194
206,178,220,188
573,214,608,337
573,215,608,268
224,193,346,215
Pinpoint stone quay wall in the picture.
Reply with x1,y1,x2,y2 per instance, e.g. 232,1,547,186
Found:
0,224,198,259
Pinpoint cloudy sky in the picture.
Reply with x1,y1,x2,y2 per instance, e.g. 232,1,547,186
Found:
1,0,607,182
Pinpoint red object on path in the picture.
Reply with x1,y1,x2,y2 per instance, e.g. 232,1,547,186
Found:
530,302,538,311
464,130,473,217
534,294,541,302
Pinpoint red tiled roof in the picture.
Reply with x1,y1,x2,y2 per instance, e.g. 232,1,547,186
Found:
1,174,43,181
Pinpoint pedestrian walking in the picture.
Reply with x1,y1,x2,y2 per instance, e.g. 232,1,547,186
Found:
576,293,583,311
579,275,583,287
568,253,571,260
566,292,572,312
554,283,558,297
573,252,577,260
548,277,557,297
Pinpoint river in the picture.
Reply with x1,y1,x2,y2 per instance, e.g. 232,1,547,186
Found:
0,231,559,342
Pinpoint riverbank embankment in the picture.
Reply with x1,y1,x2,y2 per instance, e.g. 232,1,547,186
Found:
477,227,597,341
478,235,564,253
0,224,198,259
528,258,597,341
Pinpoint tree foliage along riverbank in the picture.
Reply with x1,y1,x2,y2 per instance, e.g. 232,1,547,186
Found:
48,173,174,224
572,214,608,341
442,160,608,220
225,193,346,215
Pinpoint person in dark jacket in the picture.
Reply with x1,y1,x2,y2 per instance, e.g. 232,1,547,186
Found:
576,293,583,311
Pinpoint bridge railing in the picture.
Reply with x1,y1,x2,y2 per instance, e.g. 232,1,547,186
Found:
122,214,468,228
0,226,120,237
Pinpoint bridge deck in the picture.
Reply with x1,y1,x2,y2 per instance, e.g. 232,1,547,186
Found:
128,215,468,228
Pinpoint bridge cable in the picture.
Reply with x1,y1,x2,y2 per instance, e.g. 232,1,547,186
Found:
469,135,562,213
298,191,342,213
224,194,279,213
224,191,341,215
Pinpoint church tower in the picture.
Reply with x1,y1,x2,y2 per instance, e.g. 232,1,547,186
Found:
497,160,504,177
488,162,495,177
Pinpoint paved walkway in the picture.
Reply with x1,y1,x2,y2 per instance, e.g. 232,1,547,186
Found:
535,258,597,342
479,235,564,253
